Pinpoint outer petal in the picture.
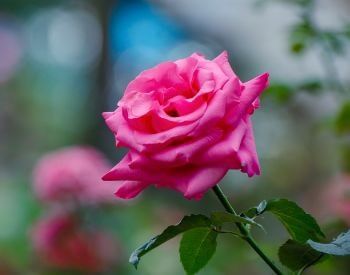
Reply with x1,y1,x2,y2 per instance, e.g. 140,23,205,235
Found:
237,117,260,176
227,72,269,125
194,120,247,166
103,152,173,184
103,110,121,135
123,77,157,97
242,72,269,106
131,129,224,167
213,51,238,79
103,152,228,200
183,167,228,199
116,121,145,152
114,181,149,199
103,110,131,148
139,62,188,91
102,153,151,182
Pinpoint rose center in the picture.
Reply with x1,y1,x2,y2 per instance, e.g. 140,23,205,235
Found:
165,108,179,117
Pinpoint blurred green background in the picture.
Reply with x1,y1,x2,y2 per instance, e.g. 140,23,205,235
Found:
0,0,350,274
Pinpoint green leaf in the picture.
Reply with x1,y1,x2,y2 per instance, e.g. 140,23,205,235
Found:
264,199,325,243
278,239,323,272
129,214,211,268
289,21,315,54
264,84,293,103
297,80,323,94
179,228,218,275
340,145,350,173
335,101,350,135
291,42,306,54
307,230,350,256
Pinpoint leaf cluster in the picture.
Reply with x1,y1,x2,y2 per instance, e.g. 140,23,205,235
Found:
130,199,350,274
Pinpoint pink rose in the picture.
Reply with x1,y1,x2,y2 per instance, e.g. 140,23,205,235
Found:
31,213,118,272
103,52,269,199
33,146,118,204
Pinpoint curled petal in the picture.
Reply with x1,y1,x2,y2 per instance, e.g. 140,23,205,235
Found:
144,129,223,166
242,73,269,107
195,62,229,91
139,62,188,91
123,77,157,98
102,110,121,135
195,77,240,133
194,120,247,166
213,51,238,79
103,152,228,199
114,181,149,199
152,102,207,132
175,56,199,84
237,117,260,176
131,121,200,152
227,72,269,125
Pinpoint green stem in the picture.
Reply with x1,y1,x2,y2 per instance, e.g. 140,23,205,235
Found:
212,185,283,275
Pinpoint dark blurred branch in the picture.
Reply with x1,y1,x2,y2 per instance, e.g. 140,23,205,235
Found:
318,38,347,94
301,1,348,94
86,0,116,146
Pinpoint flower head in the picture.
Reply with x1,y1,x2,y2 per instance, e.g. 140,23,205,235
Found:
103,52,269,199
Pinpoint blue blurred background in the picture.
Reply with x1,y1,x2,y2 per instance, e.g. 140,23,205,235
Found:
0,0,350,274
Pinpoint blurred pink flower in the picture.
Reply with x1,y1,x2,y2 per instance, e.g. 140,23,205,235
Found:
33,146,118,204
321,174,350,225
103,51,269,199
32,213,118,272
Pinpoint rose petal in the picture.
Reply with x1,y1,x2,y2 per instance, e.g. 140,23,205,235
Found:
103,152,227,200
195,63,228,91
213,51,238,79
103,110,121,135
140,62,188,91
148,128,224,166
227,72,269,125
152,101,207,132
132,121,200,151
237,117,260,176
114,181,149,199
194,120,247,166
194,77,241,133
183,167,228,199
175,56,199,85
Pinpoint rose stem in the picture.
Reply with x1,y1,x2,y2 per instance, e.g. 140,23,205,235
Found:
212,185,283,275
